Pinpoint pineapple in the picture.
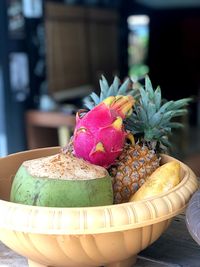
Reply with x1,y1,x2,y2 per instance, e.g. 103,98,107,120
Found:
109,76,191,203
81,75,190,204
109,143,160,203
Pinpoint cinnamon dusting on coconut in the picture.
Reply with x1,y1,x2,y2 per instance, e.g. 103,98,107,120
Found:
23,153,108,180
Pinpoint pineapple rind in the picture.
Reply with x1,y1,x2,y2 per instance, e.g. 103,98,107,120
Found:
109,143,160,204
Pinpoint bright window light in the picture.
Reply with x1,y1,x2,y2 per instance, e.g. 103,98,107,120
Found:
127,15,150,81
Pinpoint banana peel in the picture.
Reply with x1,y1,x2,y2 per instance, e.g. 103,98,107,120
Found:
129,161,181,202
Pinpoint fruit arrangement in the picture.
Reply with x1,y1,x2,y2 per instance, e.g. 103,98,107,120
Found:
81,75,190,203
10,75,191,207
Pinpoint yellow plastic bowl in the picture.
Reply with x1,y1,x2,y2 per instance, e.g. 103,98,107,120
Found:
0,147,198,267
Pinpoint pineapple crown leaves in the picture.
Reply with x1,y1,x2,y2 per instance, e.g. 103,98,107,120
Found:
84,75,139,110
125,75,192,151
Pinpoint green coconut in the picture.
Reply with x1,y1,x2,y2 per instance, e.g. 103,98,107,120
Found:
10,153,113,207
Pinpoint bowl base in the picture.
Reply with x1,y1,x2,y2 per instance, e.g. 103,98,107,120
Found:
28,255,137,267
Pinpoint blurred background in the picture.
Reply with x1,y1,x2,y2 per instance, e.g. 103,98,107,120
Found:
0,0,200,173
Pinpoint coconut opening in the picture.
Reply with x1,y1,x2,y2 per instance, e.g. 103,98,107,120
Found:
23,153,108,180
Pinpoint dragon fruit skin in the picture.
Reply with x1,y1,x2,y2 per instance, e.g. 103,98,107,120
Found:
73,96,134,167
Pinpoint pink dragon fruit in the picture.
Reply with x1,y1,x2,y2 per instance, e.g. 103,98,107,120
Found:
73,96,135,167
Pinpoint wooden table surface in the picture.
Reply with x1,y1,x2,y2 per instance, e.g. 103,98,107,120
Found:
1,214,200,267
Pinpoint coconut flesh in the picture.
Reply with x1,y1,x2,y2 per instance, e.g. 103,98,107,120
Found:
10,153,113,207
